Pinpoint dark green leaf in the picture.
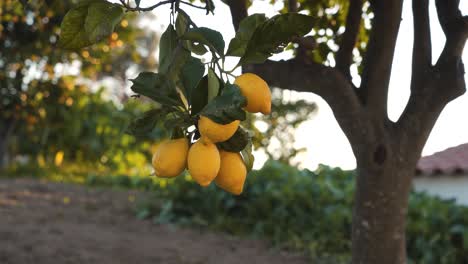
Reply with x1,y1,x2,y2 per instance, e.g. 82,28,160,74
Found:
181,57,205,104
59,5,91,49
217,127,249,152
126,108,168,137
59,0,124,49
241,139,254,172
175,10,190,36
182,27,225,55
240,13,314,65
165,46,191,80
226,14,267,57
84,1,124,43
200,83,246,124
186,41,208,55
207,68,219,101
190,76,208,116
130,72,182,107
159,25,178,74
135,0,141,7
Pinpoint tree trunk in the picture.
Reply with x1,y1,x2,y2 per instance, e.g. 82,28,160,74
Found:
352,153,416,264
0,120,14,169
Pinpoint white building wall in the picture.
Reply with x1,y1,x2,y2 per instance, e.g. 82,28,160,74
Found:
413,176,468,205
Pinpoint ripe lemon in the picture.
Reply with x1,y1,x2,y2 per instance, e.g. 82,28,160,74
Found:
198,116,240,144
152,138,189,178
234,73,271,115
215,151,247,195
187,140,220,186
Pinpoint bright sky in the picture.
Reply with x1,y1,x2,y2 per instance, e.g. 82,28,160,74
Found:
141,0,468,170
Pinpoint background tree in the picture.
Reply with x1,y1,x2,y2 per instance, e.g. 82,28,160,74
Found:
0,0,157,167
225,0,467,263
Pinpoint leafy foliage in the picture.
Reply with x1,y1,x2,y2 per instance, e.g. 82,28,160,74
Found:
8,77,162,174
59,0,124,49
200,84,247,124
182,27,225,55
238,14,315,64
217,127,249,152
226,14,267,56
0,0,155,167
125,161,468,264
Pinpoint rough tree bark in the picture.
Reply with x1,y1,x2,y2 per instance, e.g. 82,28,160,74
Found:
227,0,468,263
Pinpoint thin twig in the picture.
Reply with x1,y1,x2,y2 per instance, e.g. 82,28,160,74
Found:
180,0,206,10
121,0,174,12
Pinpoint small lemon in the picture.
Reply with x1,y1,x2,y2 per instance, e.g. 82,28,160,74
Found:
215,151,247,195
234,73,271,115
188,140,220,186
152,138,189,178
198,116,240,144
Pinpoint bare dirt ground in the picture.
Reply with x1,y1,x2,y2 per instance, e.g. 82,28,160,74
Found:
0,178,309,264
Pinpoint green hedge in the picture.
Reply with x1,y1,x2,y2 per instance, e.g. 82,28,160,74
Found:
118,160,468,264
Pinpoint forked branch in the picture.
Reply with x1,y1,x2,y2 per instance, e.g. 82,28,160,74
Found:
336,0,363,80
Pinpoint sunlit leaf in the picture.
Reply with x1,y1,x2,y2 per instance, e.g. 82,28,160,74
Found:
226,14,267,57
240,13,314,65
85,1,124,43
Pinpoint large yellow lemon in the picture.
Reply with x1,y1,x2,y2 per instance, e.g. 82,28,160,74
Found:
215,151,247,195
152,138,189,178
234,73,271,115
187,140,220,186
198,116,240,144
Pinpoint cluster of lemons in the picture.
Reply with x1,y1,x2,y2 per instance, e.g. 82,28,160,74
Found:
152,73,271,195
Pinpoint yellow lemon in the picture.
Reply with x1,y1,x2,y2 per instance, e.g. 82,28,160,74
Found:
234,73,271,115
152,138,189,178
188,140,220,186
215,151,247,195
198,116,240,144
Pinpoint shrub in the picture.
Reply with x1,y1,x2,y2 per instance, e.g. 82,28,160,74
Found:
134,160,468,263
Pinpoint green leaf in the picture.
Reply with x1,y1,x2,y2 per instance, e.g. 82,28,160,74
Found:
126,108,168,137
186,41,208,55
241,139,255,172
59,5,91,49
240,13,314,65
166,46,191,80
159,25,178,74
175,10,190,37
181,57,205,104
84,1,124,43
217,127,249,152
130,72,182,107
182,27,225,55
226,14,267,57
200,83,246,124
59,0,124,49
190,76,208,116
207,68,220,101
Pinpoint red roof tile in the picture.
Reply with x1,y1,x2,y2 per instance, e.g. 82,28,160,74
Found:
416,143,468,176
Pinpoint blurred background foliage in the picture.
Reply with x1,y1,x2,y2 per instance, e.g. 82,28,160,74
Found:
0,0,318,173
